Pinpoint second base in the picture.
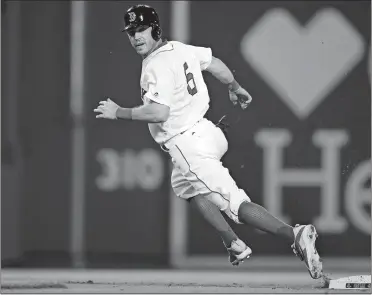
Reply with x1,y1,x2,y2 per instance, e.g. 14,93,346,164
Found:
328,275,371,290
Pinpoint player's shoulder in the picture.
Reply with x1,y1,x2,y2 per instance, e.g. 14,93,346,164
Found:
150,40,189,58
145,53,171,70
143,40,198,72
168,40,187,48
145,41,175,63
169,40,199,51
143,51,173,75
144,41,178,67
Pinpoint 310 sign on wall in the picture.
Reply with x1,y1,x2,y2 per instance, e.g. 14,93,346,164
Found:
95,148,164,192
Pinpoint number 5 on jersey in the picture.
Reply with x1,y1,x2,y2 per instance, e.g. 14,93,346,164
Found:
183,62,198,96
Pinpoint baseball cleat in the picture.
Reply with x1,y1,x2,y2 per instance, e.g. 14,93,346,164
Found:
226,239,252,266
292,224,323,279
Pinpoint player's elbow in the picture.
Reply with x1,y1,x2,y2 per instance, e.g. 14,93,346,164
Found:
205,56,233,84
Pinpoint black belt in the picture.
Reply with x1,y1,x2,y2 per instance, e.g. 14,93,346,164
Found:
160,129,187,152
160,116,229,152
161,144,169,152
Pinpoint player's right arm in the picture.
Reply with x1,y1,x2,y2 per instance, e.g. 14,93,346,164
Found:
186,43,252,109
205,57,238,90
205,56,252,109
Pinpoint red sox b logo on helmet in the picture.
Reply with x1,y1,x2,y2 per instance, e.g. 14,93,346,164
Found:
128,12,136,22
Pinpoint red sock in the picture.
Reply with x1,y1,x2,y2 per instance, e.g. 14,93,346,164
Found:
238,202,294,242
189,196,238,248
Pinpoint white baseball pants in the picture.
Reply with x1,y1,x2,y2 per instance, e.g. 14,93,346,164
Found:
164,118,251,223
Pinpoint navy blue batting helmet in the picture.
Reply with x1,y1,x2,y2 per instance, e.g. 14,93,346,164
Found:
122,5,162,40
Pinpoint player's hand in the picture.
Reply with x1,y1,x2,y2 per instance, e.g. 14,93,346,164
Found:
229,87,252,110
94,98,119,119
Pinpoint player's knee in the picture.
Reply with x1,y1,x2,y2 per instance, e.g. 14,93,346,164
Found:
223,189,251,224
230,190,250,211
223,209,241,224
228,189,251,223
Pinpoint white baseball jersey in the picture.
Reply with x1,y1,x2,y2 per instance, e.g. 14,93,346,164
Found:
140,41,252,224
140,41,213,144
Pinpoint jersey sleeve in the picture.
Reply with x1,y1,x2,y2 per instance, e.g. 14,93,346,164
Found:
143,62,175,106
186,44,213,71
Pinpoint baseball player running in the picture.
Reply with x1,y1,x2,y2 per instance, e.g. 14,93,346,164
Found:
94,4,323,279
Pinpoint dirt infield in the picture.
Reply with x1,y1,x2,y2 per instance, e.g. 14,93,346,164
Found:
1,269,370,293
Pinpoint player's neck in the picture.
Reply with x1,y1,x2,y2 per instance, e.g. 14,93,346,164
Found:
142,39,166,59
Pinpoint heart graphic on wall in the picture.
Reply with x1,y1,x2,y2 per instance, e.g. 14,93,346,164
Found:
241,8,365,119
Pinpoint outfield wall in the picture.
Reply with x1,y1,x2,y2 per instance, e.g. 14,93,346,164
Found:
1,0,370,269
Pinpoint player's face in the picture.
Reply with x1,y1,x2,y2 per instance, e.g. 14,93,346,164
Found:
126,25,157,57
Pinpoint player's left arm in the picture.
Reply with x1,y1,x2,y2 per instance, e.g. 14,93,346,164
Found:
94,61,173,122
93,98,170,122
205,56,252,109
